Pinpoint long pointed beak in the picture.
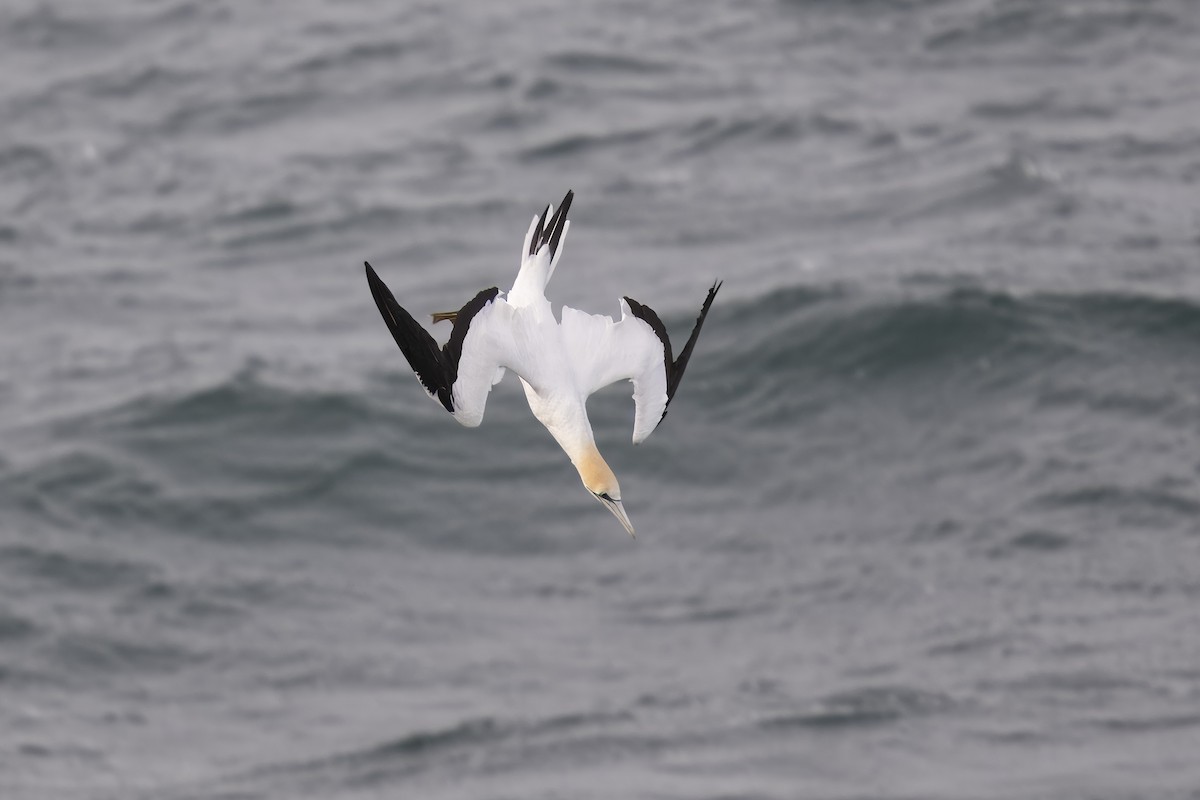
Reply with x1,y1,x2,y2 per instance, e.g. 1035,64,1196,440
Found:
599,497,636,538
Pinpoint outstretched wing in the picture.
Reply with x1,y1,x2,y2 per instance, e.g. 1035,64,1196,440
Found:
561,281,722,444
560,302,667,443
625,281,722,405
365,262,527,427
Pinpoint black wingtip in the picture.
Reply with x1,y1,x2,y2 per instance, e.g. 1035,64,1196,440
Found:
624,280,722,415
704,280,722,308
363,261,457,412
365,261,383,286
667,281,720,402
364,261,388,301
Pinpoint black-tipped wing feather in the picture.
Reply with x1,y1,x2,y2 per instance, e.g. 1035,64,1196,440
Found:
365,187,718,445
365,261,498,414
560,280,721,444
625,280,722,411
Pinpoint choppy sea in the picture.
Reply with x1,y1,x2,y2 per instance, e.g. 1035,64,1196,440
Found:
3,1,1200,798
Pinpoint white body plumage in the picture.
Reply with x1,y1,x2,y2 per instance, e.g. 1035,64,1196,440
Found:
365,191,720,537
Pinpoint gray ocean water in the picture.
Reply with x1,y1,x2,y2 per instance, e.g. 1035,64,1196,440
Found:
3,1,1200,798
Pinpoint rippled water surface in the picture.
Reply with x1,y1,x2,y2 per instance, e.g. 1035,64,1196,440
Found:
3,1,1200,798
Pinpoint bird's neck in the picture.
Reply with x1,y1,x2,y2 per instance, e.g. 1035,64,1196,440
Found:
518,380,610,486
552,424,604,477
572,441,615,491
522,380,590,452
541,412,606,481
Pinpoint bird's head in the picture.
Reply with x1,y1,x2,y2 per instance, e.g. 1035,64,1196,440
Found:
577,448,635,538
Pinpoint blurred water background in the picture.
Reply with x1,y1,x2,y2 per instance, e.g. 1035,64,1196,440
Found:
2,1,1200,798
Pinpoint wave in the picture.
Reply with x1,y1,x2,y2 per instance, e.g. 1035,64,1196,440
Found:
0,142,57,181
0,364,587,549
4,282,1196,549
924,3,1182,54
0,543,154,592
0,609,38,643
704,283,1200,391
0,541,209,687
233,708,639,794
760,685,956,729
518,125,662,162
545,50,676,76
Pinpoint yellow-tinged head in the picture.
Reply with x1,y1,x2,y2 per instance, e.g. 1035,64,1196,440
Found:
575,446,635,538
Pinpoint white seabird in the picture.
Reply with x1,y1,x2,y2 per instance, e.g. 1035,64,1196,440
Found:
364,190,720,537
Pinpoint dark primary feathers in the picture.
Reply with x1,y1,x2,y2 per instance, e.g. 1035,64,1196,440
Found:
624,280,722,415
364,261,498,413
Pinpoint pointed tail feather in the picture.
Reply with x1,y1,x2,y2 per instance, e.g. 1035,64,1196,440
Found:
528,204,550,257
528,190,573,262
512,190,575,301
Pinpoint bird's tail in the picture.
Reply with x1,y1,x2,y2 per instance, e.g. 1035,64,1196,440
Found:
510,190,573,301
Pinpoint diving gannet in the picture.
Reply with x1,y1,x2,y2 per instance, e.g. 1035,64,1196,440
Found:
365,191,720,537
